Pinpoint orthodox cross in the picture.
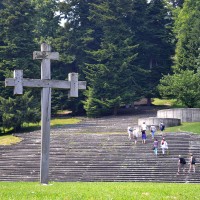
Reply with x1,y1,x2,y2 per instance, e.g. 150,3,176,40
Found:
5,43,86,184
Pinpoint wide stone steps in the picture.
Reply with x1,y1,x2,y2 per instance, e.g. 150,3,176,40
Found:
0,128,199,183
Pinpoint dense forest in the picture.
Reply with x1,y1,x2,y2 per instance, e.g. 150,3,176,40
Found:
0,0,199,131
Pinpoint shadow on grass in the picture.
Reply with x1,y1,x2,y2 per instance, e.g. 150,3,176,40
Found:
0,125,41,135
20,125,41,133
18,124,66,133
1,123,72,136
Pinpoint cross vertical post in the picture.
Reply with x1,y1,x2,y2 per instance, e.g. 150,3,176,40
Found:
40,43,52,184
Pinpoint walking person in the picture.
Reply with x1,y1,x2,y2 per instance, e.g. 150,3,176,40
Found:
153,138,159,156
141,122,147,144
127,126,133,141
133,127,139,144
188,154,196,173
159,122,165,134
177,155,186,175
150,124,156,139
160,138,168,156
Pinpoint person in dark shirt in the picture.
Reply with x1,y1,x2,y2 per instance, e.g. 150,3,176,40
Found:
159,122,165,132
188,154,196,173
177,155,186,175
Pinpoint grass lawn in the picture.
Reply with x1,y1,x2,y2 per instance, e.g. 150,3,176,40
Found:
1,182,200,200
152,98,177,106
23,117,82,129
152,98,184,108
0,134,22,145
165,122,200,134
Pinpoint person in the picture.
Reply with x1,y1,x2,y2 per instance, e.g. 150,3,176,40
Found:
141,122,147,144
160,138,168,156
127,126,133,141
159,122,165,133
133,127,139,144
177,155,186,175
188,154,196,173
150,125,156,139
153,138,159,156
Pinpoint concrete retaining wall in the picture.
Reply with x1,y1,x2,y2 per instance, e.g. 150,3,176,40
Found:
157,108,200,122
138,117,181,129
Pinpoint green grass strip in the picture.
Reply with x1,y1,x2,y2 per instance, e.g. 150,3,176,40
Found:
0,135,22,145
166,122,200,134
0,182,200,200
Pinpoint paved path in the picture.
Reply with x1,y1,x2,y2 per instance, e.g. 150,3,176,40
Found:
0,107,200,183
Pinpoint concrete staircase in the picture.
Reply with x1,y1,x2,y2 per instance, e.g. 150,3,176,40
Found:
0,114,199,183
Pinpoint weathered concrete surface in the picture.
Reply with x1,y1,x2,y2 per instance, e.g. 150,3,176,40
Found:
157,108,200,122
138,117,181,128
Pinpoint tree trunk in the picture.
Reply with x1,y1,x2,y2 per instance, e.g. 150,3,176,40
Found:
113,106,118,116
147,97,152,106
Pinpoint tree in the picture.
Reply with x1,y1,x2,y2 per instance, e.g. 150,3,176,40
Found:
0,0,39,79
158,0,200,108
173,0,200,72
0,0,40,130
166,0,184,8
57,0,174,116
0,92,40,131
158,70,200,107
31,0,61,44
57,0,101,72
83,0,140,116
53,0,102,115
138,0,174,103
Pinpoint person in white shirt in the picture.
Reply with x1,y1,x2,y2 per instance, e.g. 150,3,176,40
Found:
160,138,168,155
150,125,156,139
133,127,139,144
141,122,147,144
127,126,133,140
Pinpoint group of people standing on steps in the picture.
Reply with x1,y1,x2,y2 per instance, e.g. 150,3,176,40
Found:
127,122,168,156
127,121,197,175
127,121,165,146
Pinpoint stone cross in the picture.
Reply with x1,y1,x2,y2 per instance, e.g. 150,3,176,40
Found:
5,43,86,184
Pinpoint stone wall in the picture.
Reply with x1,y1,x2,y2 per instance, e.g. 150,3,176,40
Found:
157,108,200,122
138,117,181,129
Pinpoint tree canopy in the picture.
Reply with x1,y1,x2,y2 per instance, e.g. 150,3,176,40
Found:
158,0,200,107
0,0,199,131
158,70,200,107
173,0,200,72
